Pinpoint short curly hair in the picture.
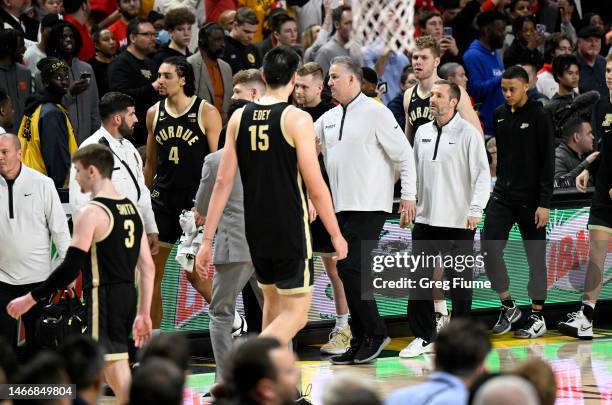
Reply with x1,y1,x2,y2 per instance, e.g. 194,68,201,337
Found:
164,7,195,31
415,35,440,57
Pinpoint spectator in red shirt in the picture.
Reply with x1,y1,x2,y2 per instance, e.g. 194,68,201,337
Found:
109,0,140,49
63,0,96,61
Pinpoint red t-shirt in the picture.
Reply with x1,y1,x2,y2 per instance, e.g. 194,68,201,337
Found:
64,15,96,61
109,19,128,49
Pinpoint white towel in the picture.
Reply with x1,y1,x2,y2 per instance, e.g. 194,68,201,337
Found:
175,210,204,273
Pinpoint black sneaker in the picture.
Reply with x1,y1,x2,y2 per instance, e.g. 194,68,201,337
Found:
353,336,391,364
329,343,360,365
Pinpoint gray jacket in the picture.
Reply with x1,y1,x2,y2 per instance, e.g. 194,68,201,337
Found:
35,58,101,144
0,62,32,130
195,149,251,264
188,52,233,121
554,142,592,185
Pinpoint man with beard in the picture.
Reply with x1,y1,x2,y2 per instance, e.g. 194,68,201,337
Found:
18,57,77,188
464,11,507,136
69,92,159,253
189,22,233,123
42,21,101,144
109,0,140,49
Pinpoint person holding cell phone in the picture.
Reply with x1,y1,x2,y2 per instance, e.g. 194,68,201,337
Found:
503,16,544,70
38,21,101,144
419,12,463,68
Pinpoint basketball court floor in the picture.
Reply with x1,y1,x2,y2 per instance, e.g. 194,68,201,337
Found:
173,330,612,405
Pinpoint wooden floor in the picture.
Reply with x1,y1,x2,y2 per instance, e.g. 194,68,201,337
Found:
179,329,612,405
98,329,612,404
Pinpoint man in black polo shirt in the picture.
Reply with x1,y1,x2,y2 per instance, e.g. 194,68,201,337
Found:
483,66,554,339
221,7,261,74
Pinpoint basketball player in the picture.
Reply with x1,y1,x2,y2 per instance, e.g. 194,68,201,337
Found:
557,55,612,339
7,144,154,405
404,36,482,144
144,56,222,329
196,47,348,346
403,35,483,329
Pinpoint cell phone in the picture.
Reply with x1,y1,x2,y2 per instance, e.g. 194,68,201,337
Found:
79,72,91,81
377,82,388,94
443,26,453,37
536,24,546,34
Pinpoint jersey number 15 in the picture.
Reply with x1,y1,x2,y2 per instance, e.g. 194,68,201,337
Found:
249,125,269,151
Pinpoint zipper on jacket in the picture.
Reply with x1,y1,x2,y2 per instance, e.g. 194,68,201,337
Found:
7,180,14,219
338,93,361,141
432,125,443,160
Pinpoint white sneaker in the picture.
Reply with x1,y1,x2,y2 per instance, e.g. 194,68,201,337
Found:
399,337,434,358
435,312,450,333
514,314,547,338
231,314,248,337
558,310,593,340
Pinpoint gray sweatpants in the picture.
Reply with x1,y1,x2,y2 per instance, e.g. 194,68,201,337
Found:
209,261,263,382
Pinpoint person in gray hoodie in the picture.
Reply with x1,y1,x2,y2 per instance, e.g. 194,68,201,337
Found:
36,21,100,144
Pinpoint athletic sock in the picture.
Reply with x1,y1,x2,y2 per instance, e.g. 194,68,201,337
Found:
502,298,514,308
434,300,448,316
335,313,349,329
582,302,595,321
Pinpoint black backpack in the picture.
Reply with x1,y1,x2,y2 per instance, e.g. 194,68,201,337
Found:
34,289,88,349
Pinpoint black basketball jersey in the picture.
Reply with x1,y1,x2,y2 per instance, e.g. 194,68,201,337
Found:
236,102,312,259
83,196,143,289
153,96,209,189
407,85,434,137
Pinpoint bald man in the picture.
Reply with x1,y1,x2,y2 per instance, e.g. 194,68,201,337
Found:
0,133,71,357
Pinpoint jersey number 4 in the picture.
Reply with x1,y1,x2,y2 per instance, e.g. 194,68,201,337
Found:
249,125,269,151
169,146,180,164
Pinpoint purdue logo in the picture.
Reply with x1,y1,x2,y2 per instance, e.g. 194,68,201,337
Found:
155,125,199,146
247,53,256,64
602,113,612,127
408,106,434,126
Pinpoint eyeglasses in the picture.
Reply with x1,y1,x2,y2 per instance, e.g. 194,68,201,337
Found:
135,32,156,37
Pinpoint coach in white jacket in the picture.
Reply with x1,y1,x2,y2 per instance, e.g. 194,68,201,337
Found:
0,133,71,355
400,80,490,359
315,56,417,365
69,93,159,253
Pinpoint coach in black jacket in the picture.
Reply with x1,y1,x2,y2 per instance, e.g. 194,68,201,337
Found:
482,66,554,340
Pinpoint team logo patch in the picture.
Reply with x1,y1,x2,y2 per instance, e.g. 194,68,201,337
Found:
247,53,256,64
141,69,152,80
603,113,612,127
520,123,529,129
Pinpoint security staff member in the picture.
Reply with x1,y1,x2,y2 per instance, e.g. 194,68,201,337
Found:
483,66,554,339
315,56,417,365
69,92,159,254
400,80,490,358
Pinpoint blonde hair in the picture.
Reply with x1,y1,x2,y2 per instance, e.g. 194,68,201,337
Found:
415,35,441,57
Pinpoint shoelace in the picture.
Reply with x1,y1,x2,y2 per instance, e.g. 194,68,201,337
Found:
566,311,581,322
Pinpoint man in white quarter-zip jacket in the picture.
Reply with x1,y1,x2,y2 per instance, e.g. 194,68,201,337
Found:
315,55,417,365
0,133,71,357
400,80,490,359
69,92,159,254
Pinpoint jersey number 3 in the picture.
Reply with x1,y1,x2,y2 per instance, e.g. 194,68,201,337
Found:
249,125,269,151
124,220,135,248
